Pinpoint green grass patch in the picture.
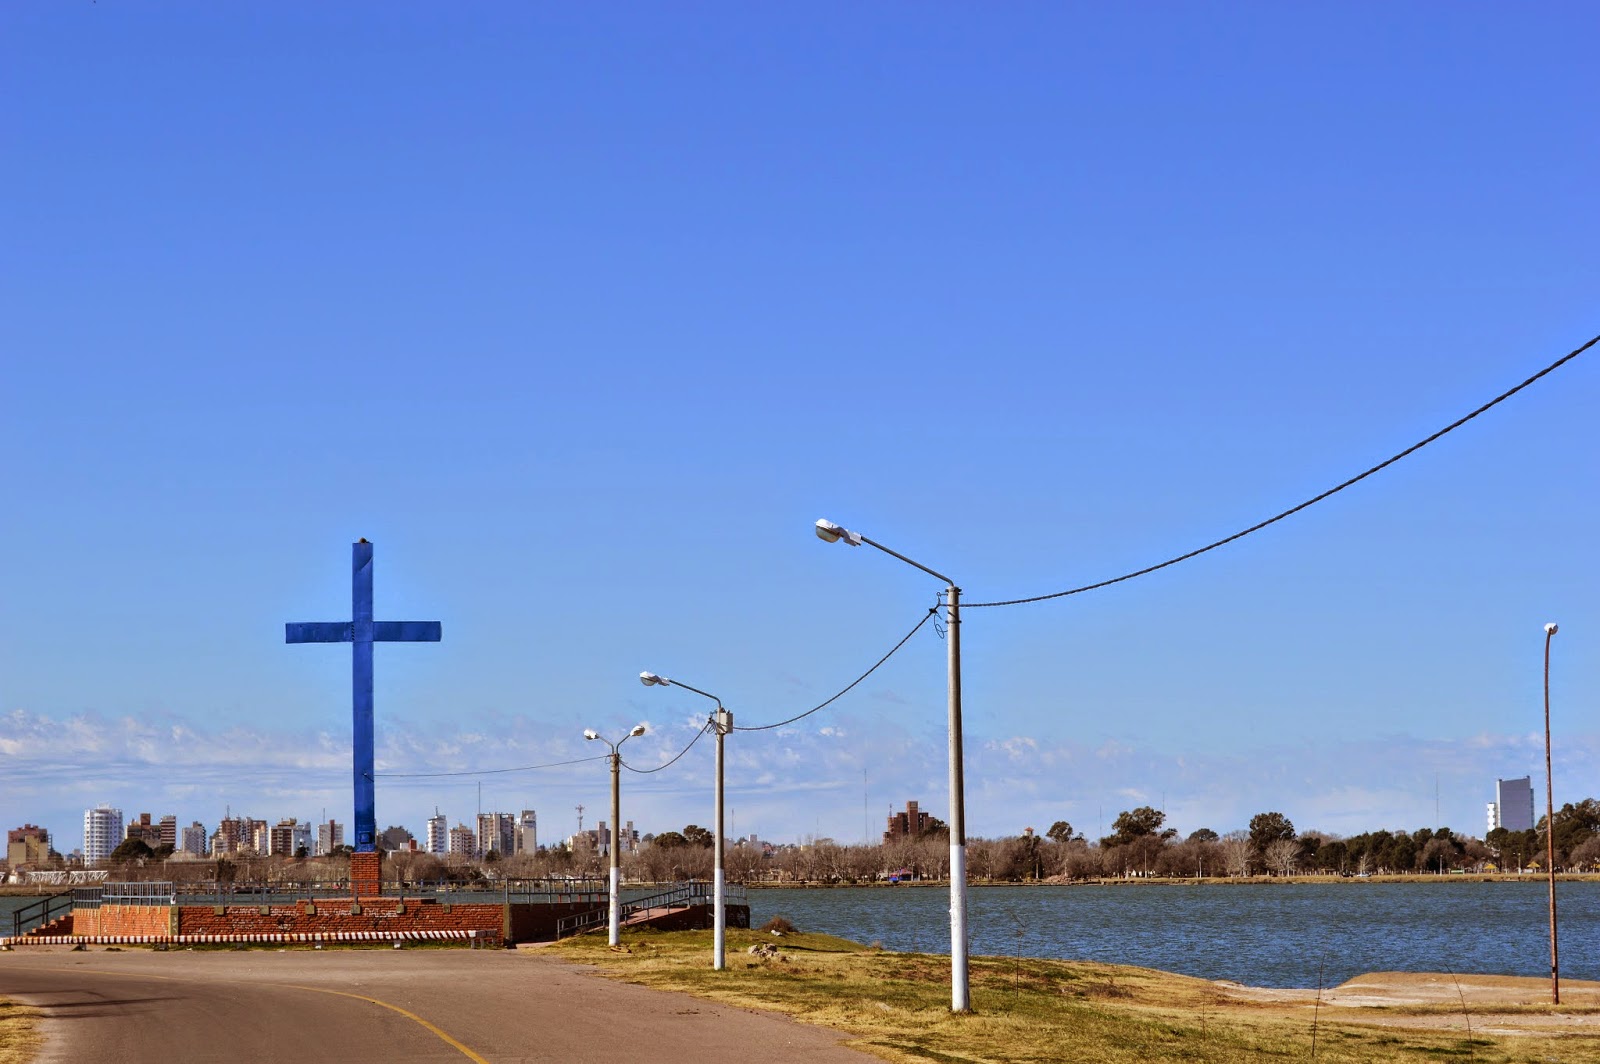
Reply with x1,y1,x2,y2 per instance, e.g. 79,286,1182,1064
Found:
545,929,1600,1063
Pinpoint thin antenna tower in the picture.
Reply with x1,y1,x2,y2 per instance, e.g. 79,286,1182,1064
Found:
576,804,585,835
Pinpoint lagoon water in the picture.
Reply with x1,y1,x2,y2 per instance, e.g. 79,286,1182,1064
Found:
750,881,1600,988
8,881,1596,989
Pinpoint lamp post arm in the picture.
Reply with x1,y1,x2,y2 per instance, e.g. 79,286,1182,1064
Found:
858,535,954,585
666,679,723,709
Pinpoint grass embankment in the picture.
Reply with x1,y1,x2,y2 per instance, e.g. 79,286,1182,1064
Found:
547,929,1600,1063
0,997,41,1064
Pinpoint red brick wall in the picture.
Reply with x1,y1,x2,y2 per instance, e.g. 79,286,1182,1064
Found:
350,851,382,898
93,907,174,936
176,899,503,940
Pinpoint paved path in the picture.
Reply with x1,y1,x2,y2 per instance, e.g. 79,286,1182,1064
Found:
0,946,876,1063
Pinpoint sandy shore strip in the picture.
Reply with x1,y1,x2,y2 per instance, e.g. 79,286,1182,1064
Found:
1218,971,1600,1034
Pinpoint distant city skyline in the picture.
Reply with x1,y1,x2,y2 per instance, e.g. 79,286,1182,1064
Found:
5,765,1580,874
3,8,1594,849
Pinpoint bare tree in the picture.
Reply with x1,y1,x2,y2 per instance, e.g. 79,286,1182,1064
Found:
723,843,766,884
1220,833,1253,877
1265,838,1299,877
968,838,1001,881
1568,835,1600,872
1062,843,1103,881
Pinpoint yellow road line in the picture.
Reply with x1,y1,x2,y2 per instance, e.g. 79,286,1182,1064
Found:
20,965,489,1064
280,984,489,1064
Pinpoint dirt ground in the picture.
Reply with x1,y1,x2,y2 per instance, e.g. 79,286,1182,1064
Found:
1218,971,1600,1035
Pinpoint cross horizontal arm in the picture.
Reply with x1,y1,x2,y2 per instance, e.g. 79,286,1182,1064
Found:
286,622,352,644
373,621,442,642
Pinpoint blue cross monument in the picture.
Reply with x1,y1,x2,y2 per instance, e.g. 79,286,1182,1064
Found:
286,540,441,853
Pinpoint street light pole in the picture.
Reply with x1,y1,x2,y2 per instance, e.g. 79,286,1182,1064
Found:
584,723,647,948
1542,621,1560,1005
815,518,969,1012
640,671,732,971
610,748,620,942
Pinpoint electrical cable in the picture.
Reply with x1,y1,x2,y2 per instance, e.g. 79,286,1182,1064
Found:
966,331,1599,608
621,720,712,774
376,754,608,778
734,606,940,732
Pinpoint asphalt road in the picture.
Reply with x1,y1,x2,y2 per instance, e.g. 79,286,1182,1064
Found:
0,946,877,1063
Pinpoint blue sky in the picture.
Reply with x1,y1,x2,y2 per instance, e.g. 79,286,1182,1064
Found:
3,4,1595,854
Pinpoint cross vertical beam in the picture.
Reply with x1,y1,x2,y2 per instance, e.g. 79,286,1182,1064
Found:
352,541,376,853
286,540,441,854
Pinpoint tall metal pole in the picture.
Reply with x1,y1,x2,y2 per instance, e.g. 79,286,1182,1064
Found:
814,522,969,1013
1543,622,1559,1004
714,707,732,970
946,583,969,1012
639,673,726,971
609,749,622,948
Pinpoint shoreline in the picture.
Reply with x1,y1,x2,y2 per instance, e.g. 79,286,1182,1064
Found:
745,871,1600,888
5,872,1596,898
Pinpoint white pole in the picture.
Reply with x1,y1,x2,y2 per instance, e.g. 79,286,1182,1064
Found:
1543,622,1560,1004
714,708,730,970
608,750,621,947
946,583,969,1012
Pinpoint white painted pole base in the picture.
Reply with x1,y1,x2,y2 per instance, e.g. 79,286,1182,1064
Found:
608,864,621,947
950,841,970,1012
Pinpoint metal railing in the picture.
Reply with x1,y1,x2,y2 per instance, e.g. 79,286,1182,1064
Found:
72,877,612,907
102,881,176,905
10,889,75,937
554,881,747,938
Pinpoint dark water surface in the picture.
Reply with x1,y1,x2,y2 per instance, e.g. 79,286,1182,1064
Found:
749,881,1600,988
10,882,1595,989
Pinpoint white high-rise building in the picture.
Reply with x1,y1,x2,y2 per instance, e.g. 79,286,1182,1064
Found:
448,824,475,857
516,810,538,854
83,806,124,866
476,812,515,858
316,820,344,856
180,822,208,858
426,811,448,855
593,820,640,857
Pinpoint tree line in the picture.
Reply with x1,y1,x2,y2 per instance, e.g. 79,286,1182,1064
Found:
80,800,1600,886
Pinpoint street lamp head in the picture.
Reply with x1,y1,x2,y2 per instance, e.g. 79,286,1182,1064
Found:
630,723,648,737
1545,622,1559,635
815,519,862,546
583,729,599,741
640,671,668,687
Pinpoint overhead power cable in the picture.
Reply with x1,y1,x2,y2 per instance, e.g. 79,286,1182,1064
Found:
376,754,608,779
966,331,1599,608
621,721,712,774
734,606,940,732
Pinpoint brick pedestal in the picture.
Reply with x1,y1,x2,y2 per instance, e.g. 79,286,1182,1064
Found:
351,850,382,898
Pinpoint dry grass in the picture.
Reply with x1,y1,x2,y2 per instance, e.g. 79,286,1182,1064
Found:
546,929,1600,1063
0,996,42,1064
